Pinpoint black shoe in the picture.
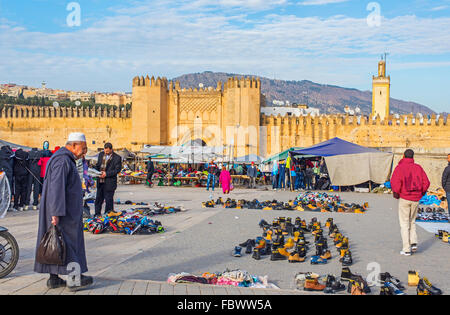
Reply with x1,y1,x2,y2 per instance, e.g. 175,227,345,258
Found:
47,276,66,289
340,267,356,282
245,243,253,254
67,275,94,292
380,272,405,290
252,248,261,260
421,278,443,295
341,250,353,266
270,250,287,261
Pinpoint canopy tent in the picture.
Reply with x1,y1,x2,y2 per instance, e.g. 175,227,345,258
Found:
262,147,317,164
0,139,32,151
84,149,100,161
116,148,136,160
141,145,225,163
234,154,264,164
291,137,394,186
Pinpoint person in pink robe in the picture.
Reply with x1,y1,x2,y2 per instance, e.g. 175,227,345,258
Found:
219,166,232,194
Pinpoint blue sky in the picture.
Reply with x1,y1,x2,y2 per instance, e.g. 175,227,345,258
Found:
0,0,449,113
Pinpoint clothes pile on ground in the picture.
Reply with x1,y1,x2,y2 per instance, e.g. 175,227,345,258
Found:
416,207,449,222
203,192,368,214
233,217,354,269
115,200,149,206
420,188,448,209
167,269,279,289
83,210,165,235
420,194,442,207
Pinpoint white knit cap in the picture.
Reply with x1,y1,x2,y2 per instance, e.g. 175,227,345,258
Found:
67,132,86,142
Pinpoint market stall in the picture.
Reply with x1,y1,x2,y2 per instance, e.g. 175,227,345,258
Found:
291,138,394,187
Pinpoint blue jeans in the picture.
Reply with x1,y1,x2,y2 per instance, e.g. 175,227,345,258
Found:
207,174,215,191
447,193,450,217
278,172,285,189
295,173,304,189
272,174,278,189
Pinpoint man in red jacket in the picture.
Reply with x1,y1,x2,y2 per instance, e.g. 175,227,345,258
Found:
391,149,430,256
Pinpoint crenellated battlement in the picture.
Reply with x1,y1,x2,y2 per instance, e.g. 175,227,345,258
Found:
260,113,449,127
0,105,131,119
132,75,169,88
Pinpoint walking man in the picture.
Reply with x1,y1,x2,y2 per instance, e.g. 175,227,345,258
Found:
206,160,218,191
94,143,122,216
34,132,93,291
247,162,258,189
442,154,450,220
391,149,430,256
146,157,155,187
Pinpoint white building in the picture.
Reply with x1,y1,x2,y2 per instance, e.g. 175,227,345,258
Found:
261,106,320,117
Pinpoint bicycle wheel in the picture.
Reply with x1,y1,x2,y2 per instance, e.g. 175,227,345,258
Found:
0,231,19,278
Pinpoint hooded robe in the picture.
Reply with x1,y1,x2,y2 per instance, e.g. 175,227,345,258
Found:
34,147,88,275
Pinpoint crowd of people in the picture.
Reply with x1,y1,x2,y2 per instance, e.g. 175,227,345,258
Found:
271,157,330,192
0,143,55,211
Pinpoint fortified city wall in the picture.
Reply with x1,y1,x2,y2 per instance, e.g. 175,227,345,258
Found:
1,77,449,189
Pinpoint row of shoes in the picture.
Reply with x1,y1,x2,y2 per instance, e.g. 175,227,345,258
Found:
417,207,449,222
435,230,450,244
204,197,367,214
233,217,353,267
408,271,443,295
295,272,346,294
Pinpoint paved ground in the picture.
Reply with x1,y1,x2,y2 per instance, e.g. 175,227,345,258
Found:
1,185,449,295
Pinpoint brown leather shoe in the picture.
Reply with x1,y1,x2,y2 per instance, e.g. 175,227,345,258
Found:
304,278,326,291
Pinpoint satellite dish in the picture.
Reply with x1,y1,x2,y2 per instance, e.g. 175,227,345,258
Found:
75,101,81,106
53,102,59,108
349,110,355,115
199,83,204,88
355,107,361,114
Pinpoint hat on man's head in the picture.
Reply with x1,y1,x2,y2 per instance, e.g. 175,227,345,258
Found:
68,132,86,143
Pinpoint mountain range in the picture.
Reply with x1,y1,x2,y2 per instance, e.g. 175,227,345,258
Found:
172,72,435,115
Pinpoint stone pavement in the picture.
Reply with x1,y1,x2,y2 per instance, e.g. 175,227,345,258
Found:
0,274,306,295
1,185,449,295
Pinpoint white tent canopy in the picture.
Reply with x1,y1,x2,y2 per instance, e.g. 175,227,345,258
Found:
141,145,225,163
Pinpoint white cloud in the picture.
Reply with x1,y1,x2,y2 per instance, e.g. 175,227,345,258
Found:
298,0,349,5
1,0,450,112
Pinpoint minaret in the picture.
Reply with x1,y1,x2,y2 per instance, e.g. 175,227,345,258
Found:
372,57,390,121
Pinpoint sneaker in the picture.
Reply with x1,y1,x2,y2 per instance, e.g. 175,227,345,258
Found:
411,244,418,253
400,251,412,256
384,281,406,295
67,275,94,292
233,246,242,257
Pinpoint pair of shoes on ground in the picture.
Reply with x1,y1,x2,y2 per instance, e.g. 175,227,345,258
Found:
408,270,442,295
400,243,418,256
47,275,94,292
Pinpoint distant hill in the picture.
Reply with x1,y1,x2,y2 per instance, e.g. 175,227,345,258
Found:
171,72,435,115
